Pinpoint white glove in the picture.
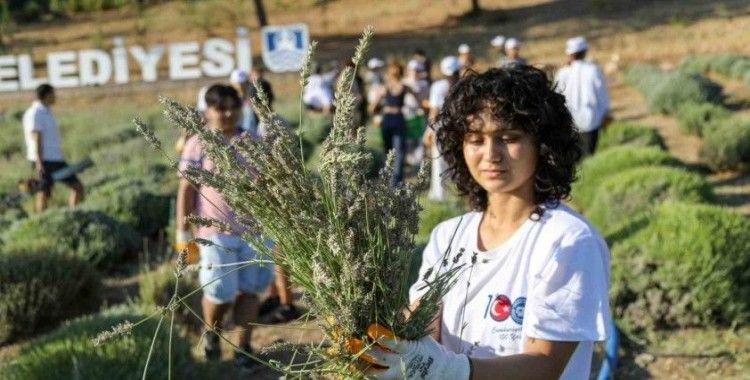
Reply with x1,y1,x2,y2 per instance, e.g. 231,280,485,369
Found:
175,229,193,244
367,335,471,380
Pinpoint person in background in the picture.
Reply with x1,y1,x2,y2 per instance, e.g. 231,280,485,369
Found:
457,43,477,74
403,59,431,166
555,36,610,156
366,57,386,127
499,38,528,68
423,56,461,201
176,85,209,154
22,84,84,212
176,84,273,375
229,69,258,137
303,62,334,114
333,59,367,128
490,35,507,67
412,48,433,84
369,62,416,187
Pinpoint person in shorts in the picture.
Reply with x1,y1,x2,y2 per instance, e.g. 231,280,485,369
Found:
175,84,273,374
22,84,84,212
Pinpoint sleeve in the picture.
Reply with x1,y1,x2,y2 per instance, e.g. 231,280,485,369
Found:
31,109,45,132
177,136,202,179
409,226,446,305
428,82,446,109
523,233,610,342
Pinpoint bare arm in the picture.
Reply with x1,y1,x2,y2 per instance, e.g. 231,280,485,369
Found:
470,338,578,380
32,130,43,172
176,178,197,231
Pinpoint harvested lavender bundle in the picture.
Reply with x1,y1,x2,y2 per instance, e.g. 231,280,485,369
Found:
138,27,462,378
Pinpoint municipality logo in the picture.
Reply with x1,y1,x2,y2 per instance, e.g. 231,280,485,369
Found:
261,23,309,73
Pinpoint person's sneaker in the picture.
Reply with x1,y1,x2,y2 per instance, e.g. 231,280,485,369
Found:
260,304,302,324
258,296,281,317
234,348,262,376
202,330,221,361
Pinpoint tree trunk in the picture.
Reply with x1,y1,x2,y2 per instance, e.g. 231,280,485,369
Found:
471,0,481,13
252,0,268,27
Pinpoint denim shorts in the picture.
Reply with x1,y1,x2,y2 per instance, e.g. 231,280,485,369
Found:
198,234,274,304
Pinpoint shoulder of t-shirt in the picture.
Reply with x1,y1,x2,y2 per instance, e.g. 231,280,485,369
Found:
539,203,604,244
181,134,203,160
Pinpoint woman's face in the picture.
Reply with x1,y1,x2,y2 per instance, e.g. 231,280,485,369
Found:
462,111,538,197
205,102,241,133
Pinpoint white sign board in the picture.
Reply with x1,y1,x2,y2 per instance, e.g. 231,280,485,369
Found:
261,23,309,73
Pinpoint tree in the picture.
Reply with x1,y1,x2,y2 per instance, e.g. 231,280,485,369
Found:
252,0,268,27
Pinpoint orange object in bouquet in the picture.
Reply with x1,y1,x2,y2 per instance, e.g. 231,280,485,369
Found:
174,240,200,264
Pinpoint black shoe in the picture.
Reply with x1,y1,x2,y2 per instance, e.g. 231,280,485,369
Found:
260,304,302,324
202,331,221,361
234,348,262,376
258,296,281,317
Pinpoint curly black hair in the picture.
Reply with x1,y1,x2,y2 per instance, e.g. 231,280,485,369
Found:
435,65,582,212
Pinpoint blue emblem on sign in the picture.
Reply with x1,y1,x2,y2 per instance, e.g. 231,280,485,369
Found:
261,23,309,73
511,297,526,325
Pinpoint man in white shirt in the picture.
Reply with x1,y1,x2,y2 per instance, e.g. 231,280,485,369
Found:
555,36,611,155
23,84,84,212
302,63,333,114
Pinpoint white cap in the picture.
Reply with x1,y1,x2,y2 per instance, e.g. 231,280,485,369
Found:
229,69,248,84
566,36,589,55
407,59,425,71
458,43,471,54
505,38,520,50
440,56,462,76
367,58,385,70
491,35,506,48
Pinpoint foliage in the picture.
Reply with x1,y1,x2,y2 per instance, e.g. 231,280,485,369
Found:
675,101,730,136
138,262,202,330
700,117,750,171
609,202,750,333
571,146,682,212
586,166,714,234
0,250,100,344
416,196,464,243
137,28,462,378
625,64,724,114
623,64,663,94
0,304,196,380
85,176,171,236
597,121,665,151
1,208,140,269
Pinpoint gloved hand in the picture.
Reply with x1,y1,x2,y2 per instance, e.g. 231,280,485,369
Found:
365,324,471,380
174,229,199,264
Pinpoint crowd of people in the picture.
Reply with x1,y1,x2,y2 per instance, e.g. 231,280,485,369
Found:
21,33,612,378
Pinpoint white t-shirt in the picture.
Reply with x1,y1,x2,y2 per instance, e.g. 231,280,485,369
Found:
410,204,610,380
555,60,610,133
23,101,64,161
303,74,333,110
429,79,451,110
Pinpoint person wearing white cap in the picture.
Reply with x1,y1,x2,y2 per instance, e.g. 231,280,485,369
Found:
491,35,507,65
498,37,528,68
457,43,476,74
423,56,462,201
555,36,610,155
228,68,259,136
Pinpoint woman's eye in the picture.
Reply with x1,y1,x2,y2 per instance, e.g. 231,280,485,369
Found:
500,135,520,143
465,134,483,144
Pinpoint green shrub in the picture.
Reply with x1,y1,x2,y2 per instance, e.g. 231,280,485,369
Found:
700,117,750,171
679,55,713,74
675,102,730,136
729,58,750,79
139,263,202,330
2,209,140,269
648,71,723,114
597,122,665,151
86,177,171,236
623,64,663,94
0,251,100,344
571,146,682,212
417,197,465,243
586,166,714,233
610,202,750,333
709,54,746,76
1,304,197,380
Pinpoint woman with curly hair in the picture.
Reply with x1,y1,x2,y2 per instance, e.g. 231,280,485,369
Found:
364,66,610,380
